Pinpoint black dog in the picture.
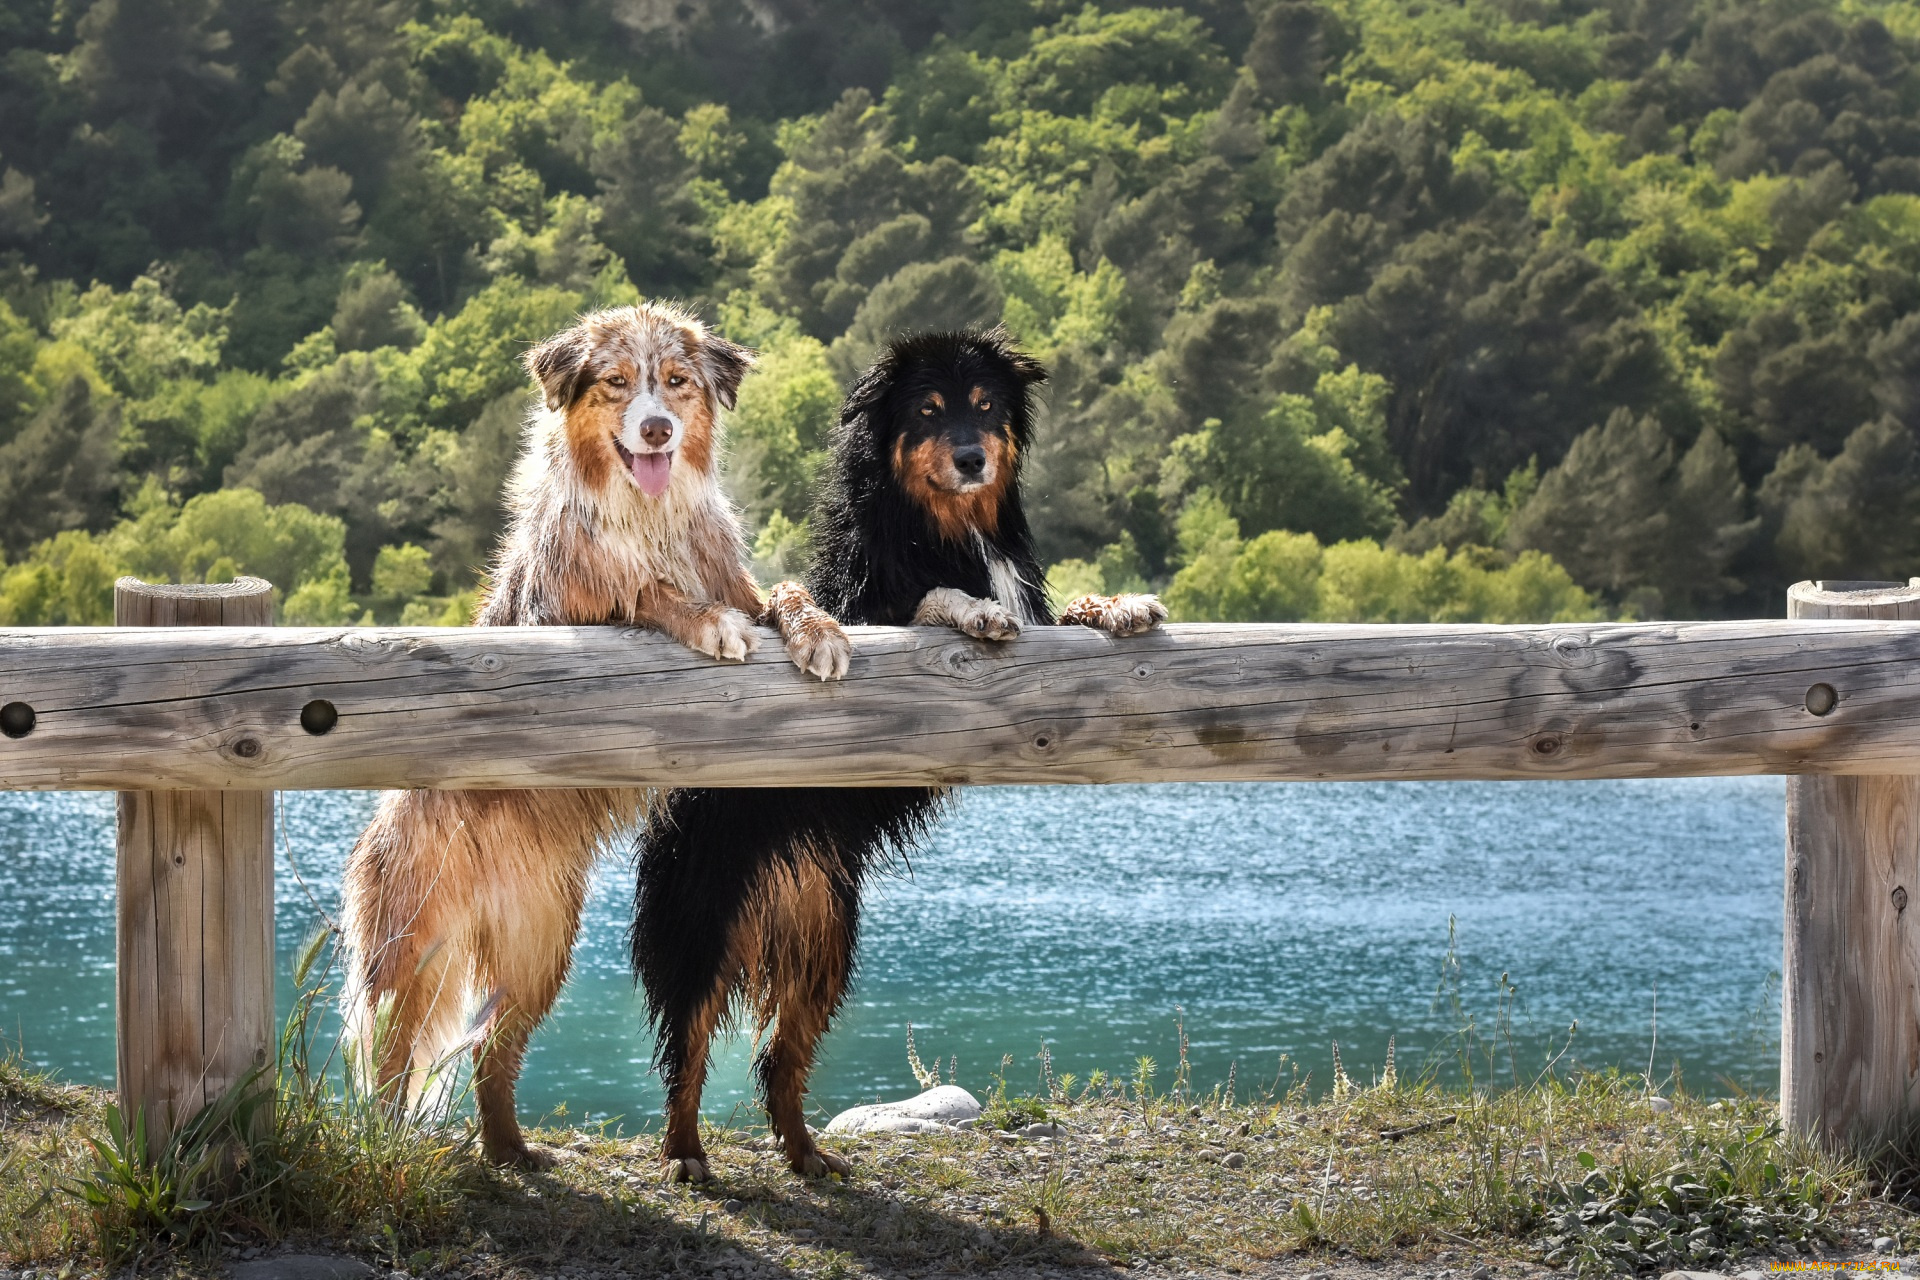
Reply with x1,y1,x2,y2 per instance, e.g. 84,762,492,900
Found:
632,328,1165,1182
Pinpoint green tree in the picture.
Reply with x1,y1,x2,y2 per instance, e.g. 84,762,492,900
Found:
1509,412,1755,616
0,377,119,556
828,257,1003,382
1763,415,1920,585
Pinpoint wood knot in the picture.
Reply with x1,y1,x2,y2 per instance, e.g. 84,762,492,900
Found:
1530,734,1563,757
1805,683,1837,716
1895,886,1909,914
0,701,33,739
232,736,262,759
939,645,986,678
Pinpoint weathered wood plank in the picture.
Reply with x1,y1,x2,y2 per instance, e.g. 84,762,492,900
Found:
6,615,1920,790
113,578,275,1151
1782,581,1920,1145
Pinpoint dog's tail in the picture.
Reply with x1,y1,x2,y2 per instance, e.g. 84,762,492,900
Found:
630,785,949,1059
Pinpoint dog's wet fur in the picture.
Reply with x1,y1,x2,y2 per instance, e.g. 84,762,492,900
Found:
633,328,1165,1183
340,303,848,1170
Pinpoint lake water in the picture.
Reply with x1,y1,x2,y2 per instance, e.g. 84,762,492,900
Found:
0,779,1784,1132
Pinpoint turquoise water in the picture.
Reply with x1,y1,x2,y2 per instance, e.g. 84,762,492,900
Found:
0,779,1783,1132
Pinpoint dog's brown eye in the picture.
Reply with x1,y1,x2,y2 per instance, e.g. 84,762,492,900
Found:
667,374,686,387
604,374,628,389
977,400,992,412
920,404,935,417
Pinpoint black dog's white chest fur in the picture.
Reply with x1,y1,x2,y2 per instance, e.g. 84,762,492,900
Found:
975,534,1045,626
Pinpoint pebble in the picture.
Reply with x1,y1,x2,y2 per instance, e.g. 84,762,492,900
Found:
1647,1096,1675,1114
823,1084,981,1135
1470,1267,1493,1280
1874,1237,1897,1253
1658,1271,1728,1280
1221,1151,1246,1169
1016,1121,1064,1138
722,1198,745,1213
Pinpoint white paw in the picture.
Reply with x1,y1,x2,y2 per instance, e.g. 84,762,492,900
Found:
786,618,851,681
1102,593,1167,637
666,1155,711,1183
690,608,758,662
956,598,1021,642
792,1146,851,1179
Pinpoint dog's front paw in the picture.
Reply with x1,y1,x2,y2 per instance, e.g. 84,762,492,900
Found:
785,614,851,681
1061,593,1167,636
689,608,758,662
766,582,851,680
956,597,1021,642
1100,592,1167,636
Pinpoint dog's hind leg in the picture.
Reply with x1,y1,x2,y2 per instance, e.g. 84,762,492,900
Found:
342,793,476,1116
470,858,591,1169
634,791,771,1183
657,976,734,1183
755,854,859,1179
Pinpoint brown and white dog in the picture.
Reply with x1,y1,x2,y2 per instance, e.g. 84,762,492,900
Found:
340,303,849,1168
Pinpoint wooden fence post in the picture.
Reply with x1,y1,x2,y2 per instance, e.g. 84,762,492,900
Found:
115,577,275,1150
1783,578,1920,1146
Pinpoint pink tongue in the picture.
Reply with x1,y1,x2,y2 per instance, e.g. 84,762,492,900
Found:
631,451,672,497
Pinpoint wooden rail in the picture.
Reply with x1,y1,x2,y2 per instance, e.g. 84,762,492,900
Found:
2,578,1917,1157
6,615,1920,791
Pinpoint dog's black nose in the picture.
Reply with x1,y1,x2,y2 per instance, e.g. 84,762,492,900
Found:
952,444,986,476
639,416,674,448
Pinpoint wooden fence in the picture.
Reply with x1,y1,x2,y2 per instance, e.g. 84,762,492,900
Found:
3,576,1920,1152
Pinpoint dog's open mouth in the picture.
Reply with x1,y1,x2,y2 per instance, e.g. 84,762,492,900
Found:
612,437,673,498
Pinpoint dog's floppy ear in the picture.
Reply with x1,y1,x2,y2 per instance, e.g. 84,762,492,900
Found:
699,333,757,411
979,324,1048,386
525,325,592,411
840,351,894,436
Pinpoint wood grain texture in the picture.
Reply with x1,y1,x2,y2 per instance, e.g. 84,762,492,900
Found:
1783,579,1920,1144
114,578,275,1151
9,605,1920,791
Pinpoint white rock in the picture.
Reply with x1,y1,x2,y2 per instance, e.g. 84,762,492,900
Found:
1017,1121,1064,1138
823,1085,981,1135
1874,1237,1896,1253
1647,1096,1675,1114
1658,1271,1726,1280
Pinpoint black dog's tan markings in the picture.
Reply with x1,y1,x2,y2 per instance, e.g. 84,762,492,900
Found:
632,327,1165,1184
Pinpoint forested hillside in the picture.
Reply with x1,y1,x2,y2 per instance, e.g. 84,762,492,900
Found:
1,0,1915,625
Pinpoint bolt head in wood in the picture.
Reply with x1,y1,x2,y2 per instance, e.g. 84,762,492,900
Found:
0,702,33,738
1806,683,1838,716
300,699,338,735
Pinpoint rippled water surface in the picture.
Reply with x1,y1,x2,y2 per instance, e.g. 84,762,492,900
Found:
0,779,1783,1128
